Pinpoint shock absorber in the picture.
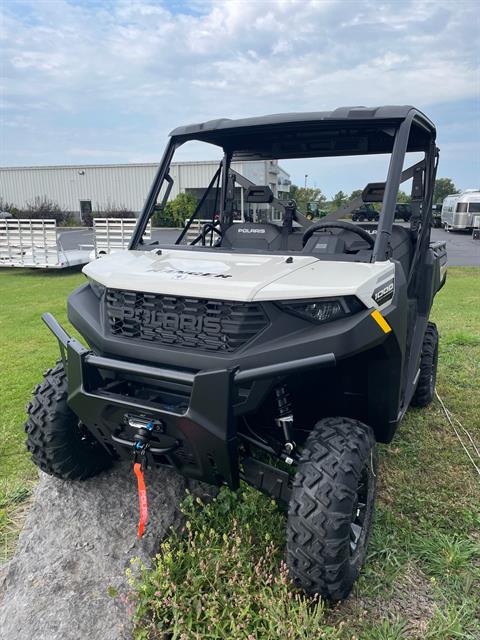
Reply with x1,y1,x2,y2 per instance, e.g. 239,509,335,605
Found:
275,385,295,464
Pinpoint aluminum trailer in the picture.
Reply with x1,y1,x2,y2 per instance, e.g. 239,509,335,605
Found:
92,218,152,259
0,219,90,268
441,190,480,230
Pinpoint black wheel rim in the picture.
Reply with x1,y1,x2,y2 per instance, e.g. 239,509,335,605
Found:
350,465,370,555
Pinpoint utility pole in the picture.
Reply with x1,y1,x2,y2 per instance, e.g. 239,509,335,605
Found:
304,174,308,189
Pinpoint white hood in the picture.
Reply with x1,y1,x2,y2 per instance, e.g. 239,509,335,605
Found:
83,249,395,308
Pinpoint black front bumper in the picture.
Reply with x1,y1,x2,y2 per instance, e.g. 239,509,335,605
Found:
43,313,335,489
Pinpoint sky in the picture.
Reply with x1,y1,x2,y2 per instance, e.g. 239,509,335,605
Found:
1,0,479,198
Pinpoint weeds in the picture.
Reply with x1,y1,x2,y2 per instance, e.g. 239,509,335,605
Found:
130,488,335,640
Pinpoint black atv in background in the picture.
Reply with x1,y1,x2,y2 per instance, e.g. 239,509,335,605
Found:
352,202,412,223
351,203,379,222
395,202,413,222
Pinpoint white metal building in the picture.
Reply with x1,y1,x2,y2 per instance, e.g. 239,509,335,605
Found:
0,160,290,221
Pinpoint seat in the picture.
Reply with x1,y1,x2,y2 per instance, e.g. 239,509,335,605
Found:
221,223,283,251
390,225,413,274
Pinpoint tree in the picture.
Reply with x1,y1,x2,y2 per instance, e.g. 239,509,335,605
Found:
331,190,348,210
433,178,458,205
396,190,411,204
289,185,326,213
153,192,198,227
348,189,363,202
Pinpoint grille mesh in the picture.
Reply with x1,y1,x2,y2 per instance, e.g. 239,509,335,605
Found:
106,289,269,352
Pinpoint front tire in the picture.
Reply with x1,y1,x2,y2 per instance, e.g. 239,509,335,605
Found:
25,361,112,480
410,322,438,407
287,417,377,600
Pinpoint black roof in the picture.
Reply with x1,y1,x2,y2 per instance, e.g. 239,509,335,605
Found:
169,106,435,160
170,105,435,137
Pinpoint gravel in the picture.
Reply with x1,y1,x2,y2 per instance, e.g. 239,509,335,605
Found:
0,464,213,640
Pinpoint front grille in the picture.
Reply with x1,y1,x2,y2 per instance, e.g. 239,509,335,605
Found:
106,289,269,352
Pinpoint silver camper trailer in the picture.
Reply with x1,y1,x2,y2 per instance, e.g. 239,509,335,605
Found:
441,190,480,230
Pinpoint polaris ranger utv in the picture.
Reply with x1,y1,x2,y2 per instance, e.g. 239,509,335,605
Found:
26,106,447,600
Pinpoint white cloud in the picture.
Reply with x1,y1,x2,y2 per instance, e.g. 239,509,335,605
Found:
0,0,478,171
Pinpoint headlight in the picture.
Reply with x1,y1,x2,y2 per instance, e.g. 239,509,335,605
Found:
86,276,106,299
278,296,364,324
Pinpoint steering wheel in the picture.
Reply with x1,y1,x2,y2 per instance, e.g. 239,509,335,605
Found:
302,220,375,248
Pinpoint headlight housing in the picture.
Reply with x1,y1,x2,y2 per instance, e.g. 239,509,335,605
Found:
278,296,365,324
86,276,106,299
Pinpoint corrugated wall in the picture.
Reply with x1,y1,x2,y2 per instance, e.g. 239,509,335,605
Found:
0,160,284,213
0,164,158,213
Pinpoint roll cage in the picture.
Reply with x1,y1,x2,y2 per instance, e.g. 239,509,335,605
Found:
130,106,438,271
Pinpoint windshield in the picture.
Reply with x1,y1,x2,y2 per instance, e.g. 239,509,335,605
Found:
151,142,394,233
131,120,435,265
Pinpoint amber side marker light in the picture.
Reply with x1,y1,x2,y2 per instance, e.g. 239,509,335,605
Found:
371,309,392,334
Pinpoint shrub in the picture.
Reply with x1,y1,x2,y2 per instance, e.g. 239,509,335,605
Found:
9,196,72,225
152,192,197,228
0,199,20,216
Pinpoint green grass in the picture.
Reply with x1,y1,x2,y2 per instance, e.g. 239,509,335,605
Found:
1,266,479,638
131,267,480,639
0,267,84,559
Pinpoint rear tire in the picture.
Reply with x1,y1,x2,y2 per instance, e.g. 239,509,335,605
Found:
25,361,112,480
286,417,377,601
410,322,438,407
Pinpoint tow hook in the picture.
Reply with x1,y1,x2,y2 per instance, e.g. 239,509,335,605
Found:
131,420,155,540
133,420,155,459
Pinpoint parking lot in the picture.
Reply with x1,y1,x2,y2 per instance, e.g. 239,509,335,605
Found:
57,225,479,266
430,227,480,266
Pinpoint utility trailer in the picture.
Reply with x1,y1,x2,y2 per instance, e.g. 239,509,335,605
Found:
0,219,90,269
92,218,152,259
182,219,212,245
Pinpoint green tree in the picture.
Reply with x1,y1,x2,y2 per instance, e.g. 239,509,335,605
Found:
331,190,348,210
153,192,198,227
396,190,411,204
289,185,326,213
348,189,363,202
433,178,458,205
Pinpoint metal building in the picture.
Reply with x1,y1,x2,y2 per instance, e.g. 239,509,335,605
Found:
0,160,290,221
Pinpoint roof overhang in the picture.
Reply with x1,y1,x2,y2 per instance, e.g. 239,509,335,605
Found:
169,106,436,160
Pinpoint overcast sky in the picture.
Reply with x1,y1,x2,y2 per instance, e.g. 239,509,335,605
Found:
1,0,479,197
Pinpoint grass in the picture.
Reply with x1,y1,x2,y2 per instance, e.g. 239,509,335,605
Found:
0,267,84,560
130,267,480,639
0,266,479,638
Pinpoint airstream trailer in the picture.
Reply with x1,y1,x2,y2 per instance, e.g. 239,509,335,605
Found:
441,190,480,230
